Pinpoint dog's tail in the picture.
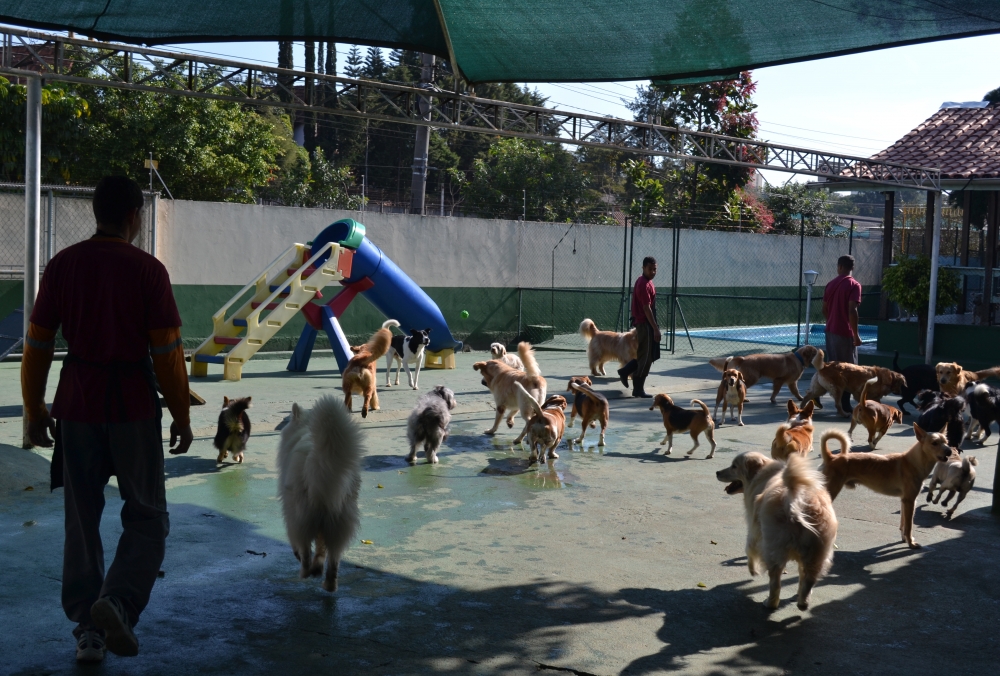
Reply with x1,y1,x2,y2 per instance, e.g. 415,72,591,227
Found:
514,381,544,419
820,429,850,465
570,381,609,404
382,319,401,332
519,342,541,378
972,365,1000,382
892,350,900,372
858,376,878,405
812,349,826,371
355,324,395,365
691,399,710,417
783,454,826,536
579,319,597,342
708,357,733,373
304,395,363,512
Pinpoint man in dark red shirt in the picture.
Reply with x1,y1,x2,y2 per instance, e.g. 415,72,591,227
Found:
21,176,193,663
823,254,863,411
618,256,660,397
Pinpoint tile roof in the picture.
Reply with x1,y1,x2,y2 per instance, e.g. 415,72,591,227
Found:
866,106,1000,180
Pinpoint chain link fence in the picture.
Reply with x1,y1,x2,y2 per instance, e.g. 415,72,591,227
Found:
0,184,157,279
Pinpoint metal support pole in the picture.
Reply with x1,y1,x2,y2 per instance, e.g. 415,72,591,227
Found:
848,218,854,255
669,217,680,354
879,191,896,320
409,53,434,215
150,193,159,258
46,189,54,263
925,191,943,364
796,216,805,348
23,76,41,449
804,283,814,345
618,216,629,331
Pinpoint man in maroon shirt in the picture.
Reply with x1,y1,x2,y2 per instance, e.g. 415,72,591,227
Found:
618,256,660,397
21,176,193,663
823,254,863,411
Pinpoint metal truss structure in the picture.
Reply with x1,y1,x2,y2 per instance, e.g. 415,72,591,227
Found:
1,25,940,190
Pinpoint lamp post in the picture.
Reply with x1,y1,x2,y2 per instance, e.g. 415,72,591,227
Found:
803,270,819,345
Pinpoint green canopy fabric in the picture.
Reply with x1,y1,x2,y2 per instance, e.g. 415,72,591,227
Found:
2,1,999,83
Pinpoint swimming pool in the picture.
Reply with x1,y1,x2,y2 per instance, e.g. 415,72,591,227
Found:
685,323,877,347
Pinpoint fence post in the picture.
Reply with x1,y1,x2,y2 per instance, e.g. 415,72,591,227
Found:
669,215,680,354
517,287,523,342
23,76,42,449
150,193,158,258
925,191,943,363
618,215,629,332
796,215,805,348
46,189,54,263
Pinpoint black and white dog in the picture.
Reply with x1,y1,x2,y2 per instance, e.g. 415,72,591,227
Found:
385,327,431,389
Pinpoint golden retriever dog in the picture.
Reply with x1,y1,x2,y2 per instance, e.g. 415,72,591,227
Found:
341,320,396,418
515,383,567,463
935,361,1000,397
716,452,837,611
649,394,717,458
709,345,818,404
926,450,978,519
848,376,904,449
490,342,524,370
713,360,747,426
820,425,951,548
473,342,546,443
579,318,637,376
804,349,906,417
568,380,609,446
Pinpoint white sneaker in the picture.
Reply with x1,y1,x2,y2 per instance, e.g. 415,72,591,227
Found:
75,630,106,663
90,596,139,657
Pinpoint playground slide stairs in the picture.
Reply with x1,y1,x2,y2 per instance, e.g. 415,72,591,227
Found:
191,241,350,381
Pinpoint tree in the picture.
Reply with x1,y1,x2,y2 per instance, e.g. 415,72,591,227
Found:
882,255,962,354
344,46,364,78
762,184,841,236
364,47,388,79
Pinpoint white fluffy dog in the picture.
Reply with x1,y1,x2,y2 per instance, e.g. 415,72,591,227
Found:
278,395,362,592
716,452,838,611
490,342,524,370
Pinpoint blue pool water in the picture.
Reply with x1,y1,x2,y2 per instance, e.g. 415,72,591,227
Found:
686,323,877,347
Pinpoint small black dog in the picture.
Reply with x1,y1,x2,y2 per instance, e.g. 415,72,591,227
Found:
386,327,431,389
893,351,939,415
915,390,965,449
965,382,1000,444
214,396,252,464
406,385,457,464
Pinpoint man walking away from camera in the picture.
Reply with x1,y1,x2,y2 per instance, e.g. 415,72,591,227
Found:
21,176,193,663
823,254,863,412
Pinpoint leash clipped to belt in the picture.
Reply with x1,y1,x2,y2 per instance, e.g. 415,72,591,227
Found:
50,354,161,490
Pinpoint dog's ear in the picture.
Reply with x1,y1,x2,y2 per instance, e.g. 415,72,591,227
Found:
801,400,815,418
913,422,926,440
787,400,798,416
743,454,768,481
425,328,431,333
245,396,252,406
291,403,302,421
737,372,745,383
472,361,484,373
223,396,230,408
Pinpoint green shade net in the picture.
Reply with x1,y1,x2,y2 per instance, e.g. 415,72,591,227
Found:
2,1,999,83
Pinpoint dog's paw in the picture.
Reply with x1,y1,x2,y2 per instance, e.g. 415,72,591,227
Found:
738,421,744,427
796,601,810,611
483,430,496,436
506,420,514,428
322,578,338,593
764,599,780,612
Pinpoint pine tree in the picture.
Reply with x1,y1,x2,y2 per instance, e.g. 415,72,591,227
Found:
344,45,363,78
364,46,387,79
389,48,403,66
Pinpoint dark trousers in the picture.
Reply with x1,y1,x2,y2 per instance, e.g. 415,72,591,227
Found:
61,418,169,634
633,322,658,392
824,331,858,411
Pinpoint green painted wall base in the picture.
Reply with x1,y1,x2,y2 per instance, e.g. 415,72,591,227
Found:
871,319,1000,370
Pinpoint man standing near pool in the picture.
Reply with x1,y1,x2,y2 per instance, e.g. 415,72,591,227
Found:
618,256,660,398
823,254,863,411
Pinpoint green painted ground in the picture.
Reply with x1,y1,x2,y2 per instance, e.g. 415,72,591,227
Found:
1,350,997,674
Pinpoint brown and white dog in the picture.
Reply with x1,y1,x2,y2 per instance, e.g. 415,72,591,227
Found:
770,401,815,461
848,376,903,449
926,450,978,519
566,376,594,429
473,342,546,443
342,320,396,418
515,383,567,464
713,360,747,426
716,452,837,611
935,361,1000,397
490,342,524,370
709,345,818,404
820,425,952,548
804,349,906,417
568,380,610,446
649,394,717,458
579,318,637,377
213,396,252,464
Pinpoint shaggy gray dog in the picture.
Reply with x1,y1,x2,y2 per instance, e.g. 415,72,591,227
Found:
406,386,457,464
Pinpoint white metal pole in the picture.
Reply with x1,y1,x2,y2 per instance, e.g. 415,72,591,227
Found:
925,190,943,364
24,76,41,336
46,189,54,263
804,282,814,345
150,193,158,258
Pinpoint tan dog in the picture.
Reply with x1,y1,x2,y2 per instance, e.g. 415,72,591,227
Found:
820,425,952,548
473,342,546,443
579,318,637,376
568,380,609,446
709,345,818,404
770,401,815,462
848,376,903,449
713,361,747,426
804,349,906,417
341,320,396,418
649,394,717,458
716,452,837,610
935,362,1000,397
926,451,978,519
516,383,567,463
490,342,524,370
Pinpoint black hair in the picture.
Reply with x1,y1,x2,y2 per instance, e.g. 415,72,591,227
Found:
837,255,855,271
93,176,144,228
642,256,657,268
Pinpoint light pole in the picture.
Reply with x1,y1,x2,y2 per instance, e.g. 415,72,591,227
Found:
803,269,818,345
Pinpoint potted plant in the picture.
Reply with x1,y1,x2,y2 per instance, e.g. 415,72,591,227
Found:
882,255,962,354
